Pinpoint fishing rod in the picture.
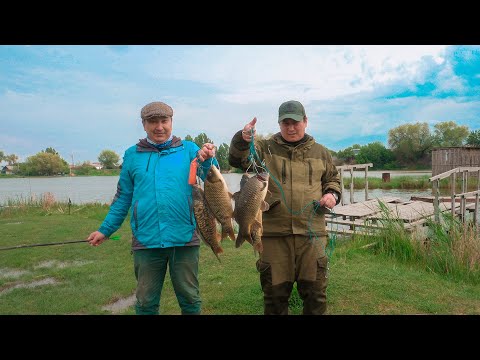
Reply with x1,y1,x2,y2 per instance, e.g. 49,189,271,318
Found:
0,235,120,251
0,239,89,251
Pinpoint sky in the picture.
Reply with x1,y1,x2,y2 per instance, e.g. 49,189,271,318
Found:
1,45,480,165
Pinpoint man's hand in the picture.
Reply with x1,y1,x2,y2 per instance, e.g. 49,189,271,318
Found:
319,193,337,210
197,143,216,161
242,117,257,142
87,231,107,246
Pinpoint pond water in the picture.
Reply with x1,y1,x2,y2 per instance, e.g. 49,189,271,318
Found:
0,171,439,205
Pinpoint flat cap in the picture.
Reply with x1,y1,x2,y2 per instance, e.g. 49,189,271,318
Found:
141,101,173,121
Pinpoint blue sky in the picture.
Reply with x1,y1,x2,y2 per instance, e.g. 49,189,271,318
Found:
1,45,480,164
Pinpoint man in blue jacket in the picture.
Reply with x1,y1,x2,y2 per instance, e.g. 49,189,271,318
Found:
87,101,218,315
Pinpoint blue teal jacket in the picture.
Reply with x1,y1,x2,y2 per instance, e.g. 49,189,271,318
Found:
98,136,218,249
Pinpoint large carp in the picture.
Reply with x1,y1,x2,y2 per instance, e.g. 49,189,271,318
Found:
203,165,236,242
191,184,223,262
232,172,269,252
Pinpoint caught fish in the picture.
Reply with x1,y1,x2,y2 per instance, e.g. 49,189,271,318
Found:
191,184,223,262
203,165,236,242
232,172,269,252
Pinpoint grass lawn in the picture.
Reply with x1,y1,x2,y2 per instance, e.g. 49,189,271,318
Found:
1,204,479,315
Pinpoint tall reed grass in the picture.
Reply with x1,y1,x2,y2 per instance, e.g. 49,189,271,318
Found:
343,176,479,190
357,200,480,284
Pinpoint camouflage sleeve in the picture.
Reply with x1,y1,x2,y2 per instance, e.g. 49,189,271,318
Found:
228,130,252,171
321,150,342,201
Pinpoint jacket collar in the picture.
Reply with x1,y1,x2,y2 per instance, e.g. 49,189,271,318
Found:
136,136,183,152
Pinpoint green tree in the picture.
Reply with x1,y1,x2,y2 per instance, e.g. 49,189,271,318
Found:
4,154,18,165
73,161,97,176
388,122,433,166
184,134,194,142
336,144,361,164
0,150,4,163
43,147,59,155
216,143,231,172
466,130,480,147
355,142,396,170
432,121,469,147
98,150,120,169
20,152,69,176
193,133,212,148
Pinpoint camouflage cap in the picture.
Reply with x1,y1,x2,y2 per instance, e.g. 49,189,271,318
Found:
278,100,306,123
141,101,173,121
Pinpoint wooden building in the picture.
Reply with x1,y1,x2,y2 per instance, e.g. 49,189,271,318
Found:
431,147,480,176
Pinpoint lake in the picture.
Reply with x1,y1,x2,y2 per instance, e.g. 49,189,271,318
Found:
0,171,437,206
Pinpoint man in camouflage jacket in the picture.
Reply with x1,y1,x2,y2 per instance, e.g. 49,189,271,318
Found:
229,100,342,315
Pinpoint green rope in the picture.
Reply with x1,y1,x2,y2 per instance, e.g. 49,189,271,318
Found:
247,130,339,258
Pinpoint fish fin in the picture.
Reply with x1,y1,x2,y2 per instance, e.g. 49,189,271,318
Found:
254,241,263,253
236,227,254,248
260,201,269,212
235,236,244,248
235,230,247,248
221,228,229,242
232,191,240,202
227,220,236,241
227,228,236,242
221,226,236,242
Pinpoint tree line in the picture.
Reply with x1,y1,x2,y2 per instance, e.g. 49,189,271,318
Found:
2,122,479,176
333,121,480,169
0,135,232,176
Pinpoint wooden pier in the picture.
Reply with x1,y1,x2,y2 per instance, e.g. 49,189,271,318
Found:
325,196,477,236
325,165,479,237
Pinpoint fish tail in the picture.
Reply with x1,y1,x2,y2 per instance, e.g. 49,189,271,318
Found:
214,248,223,263
235,234,245,248
235,229,251,248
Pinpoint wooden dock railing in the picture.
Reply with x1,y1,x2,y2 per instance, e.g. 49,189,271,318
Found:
336,163,373,205
429,167,480,223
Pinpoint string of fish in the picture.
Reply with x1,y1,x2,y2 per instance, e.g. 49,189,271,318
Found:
246,129,338,258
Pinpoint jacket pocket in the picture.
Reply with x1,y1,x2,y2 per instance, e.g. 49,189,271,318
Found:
256,259,272,290
256,259,271,273
316,255,328,279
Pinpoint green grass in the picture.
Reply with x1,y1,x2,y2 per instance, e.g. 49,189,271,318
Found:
1,203,479,315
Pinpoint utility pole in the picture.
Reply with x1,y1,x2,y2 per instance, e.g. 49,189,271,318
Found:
70,153,74,176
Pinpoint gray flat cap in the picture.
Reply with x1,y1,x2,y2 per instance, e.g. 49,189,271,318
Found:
141,101,173,120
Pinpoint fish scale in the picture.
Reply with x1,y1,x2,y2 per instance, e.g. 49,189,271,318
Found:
191,184,223,262
232,172,270,252
203,165,236,242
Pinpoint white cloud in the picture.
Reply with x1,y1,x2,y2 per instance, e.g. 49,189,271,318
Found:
151,45,448,104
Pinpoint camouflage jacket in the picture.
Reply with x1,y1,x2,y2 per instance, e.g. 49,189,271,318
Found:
229,131,342,237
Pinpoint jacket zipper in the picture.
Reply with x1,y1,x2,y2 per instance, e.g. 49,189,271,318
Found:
308,160,313,186
146,152,153,172
134,200,139,231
